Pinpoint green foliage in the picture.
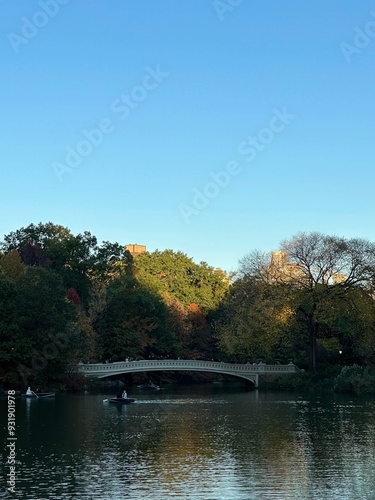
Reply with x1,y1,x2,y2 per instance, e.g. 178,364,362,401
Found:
0,267,79,386
334,365,375,395
263,365,341,391
2,223,375,391
0,275,22,385
234,233,375,373
262,372,310,391
16,267,79,384
1,222,129,306
0,222,229,388
59,372,87,392
95,275,178,360
214,277,297,363
0,250,26,281
134,249,229,312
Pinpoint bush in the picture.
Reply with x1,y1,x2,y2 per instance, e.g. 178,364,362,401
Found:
60,372,87,392
334,365,375,395
262,372,309,391
262,365,341,392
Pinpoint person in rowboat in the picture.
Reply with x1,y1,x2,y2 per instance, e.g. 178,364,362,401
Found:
26,387,32,395
122,390,127,399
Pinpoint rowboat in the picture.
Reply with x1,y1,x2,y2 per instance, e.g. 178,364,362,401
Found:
24,392,55,398
108,397,135,404
137,382,160,390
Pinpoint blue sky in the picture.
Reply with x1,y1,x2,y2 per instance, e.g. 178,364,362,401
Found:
1,0,375,273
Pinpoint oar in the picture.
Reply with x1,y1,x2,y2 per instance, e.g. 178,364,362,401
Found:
32,391,39,398
103,398,108,402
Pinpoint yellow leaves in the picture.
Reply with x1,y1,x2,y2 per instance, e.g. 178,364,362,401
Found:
0,250,25,282
76,312,97,361
274,305,294,325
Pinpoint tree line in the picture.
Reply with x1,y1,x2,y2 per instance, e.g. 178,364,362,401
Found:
1,224,375,389
0,223,229,387
215,233,375,374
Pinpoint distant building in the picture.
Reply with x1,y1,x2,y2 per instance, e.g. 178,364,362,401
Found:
214,268,232,285
268,251,304,283
125,244,146,257
269,251,347,286
332,272,347,285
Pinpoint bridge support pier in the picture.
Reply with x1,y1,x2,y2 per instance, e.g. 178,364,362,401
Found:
242,374,258,389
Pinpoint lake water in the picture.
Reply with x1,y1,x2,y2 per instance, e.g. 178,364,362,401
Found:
1,385,375,499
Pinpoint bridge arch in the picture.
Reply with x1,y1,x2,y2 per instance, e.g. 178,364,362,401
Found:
79,359,299,388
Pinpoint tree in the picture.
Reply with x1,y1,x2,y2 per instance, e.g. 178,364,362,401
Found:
134,250,230,360
1,222,129,306
239,233,375,372
95,275,177,361
13,267,78,385
0,276,23,385
134,249,229,312
214,276,297,363
184,303,216,360
0,250,26,281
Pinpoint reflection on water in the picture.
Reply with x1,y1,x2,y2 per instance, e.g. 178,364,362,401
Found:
1,386,375,499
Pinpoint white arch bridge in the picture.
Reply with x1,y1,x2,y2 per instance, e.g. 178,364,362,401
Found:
78,359,300,388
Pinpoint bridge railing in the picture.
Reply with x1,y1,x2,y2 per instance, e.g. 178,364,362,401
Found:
79,359,299,374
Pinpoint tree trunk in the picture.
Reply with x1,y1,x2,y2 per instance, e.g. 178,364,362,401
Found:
308,313,317,374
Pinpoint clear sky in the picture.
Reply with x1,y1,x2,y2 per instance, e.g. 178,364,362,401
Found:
1,0,375,274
